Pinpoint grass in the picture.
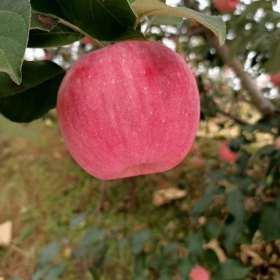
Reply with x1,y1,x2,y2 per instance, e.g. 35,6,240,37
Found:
0,114,235,279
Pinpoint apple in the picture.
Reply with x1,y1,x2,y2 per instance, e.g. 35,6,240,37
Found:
213,0,240,13
81,37,93,46
57,40,200,180
192,156,205,169
270,72,280,87
275,137,280,150
190,265,211,280
219,141,238,164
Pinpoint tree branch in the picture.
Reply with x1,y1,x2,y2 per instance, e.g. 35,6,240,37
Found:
207,34,276,116
181,0,276,117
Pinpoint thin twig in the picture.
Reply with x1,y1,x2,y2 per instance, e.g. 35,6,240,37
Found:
58,18,105,48
204,239,228,263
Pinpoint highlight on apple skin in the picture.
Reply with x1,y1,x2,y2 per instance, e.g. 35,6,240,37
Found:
270,72,280,87
57,40,200,180
213,0,240,13
189,265,211,280
219,141,238,164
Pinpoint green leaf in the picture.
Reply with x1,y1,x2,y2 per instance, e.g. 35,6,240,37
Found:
80,228,106,247
224,190,245,253
132,229,151,255
0,61,64,98
215,260,250,280
150,16,184,27
132,0,226,44
31,0,64,18
31,0,137,41
0,61,64,123
39,242,61,265
191,187,220,216
260,204,280,241
264,43,280,74
226,190,244,220
0,0,31,85
44,264,65,280
186,231,204,257
28,25,83,48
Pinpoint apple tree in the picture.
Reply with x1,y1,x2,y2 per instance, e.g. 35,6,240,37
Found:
0,0,280,279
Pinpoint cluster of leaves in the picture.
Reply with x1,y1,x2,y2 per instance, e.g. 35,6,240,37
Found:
0,0,136,122
10,215,251,280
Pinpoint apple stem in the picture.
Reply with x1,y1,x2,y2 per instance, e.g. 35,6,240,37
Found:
58,18,105,48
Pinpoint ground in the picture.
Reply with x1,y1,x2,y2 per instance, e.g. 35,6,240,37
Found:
0,113,216,279
0,113,277,280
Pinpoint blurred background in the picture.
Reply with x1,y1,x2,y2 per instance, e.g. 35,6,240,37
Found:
0,0,280,279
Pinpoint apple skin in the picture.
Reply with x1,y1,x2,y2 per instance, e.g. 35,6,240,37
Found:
270,72,280,87
219,141,238,164
57,40,200,180
190,265,210,280
213,0,240,13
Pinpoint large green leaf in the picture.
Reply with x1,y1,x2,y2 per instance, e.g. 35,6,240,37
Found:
30,0,64,18
0,61,64,123
28,25,83,48
0,0,31,85
31,0,137,41
132,0,226,45
0,61,64,98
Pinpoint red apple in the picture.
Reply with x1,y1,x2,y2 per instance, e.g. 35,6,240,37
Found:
192,156,205,169
81,37,94,46
190,265,211,280
57,40,200,180
275,137,280,150
219,141,238,164
270,72,280,87
213,0,240,13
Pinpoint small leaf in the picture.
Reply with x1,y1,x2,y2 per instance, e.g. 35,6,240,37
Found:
44,264,65,280
260,204,280,241
0,0,31,84
132,229,151,255
31,13,58,31
186,231,204,257
224,190,245,253
39,242,61,265
215,259,250,280
226,189,244,221
132,0,226,44
191,187,220,216
0,61,64,123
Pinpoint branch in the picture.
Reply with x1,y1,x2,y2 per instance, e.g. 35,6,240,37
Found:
58,18,105,48
207,34,275,116
213,101,248,126
181,0,276,117
204,239,227,263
